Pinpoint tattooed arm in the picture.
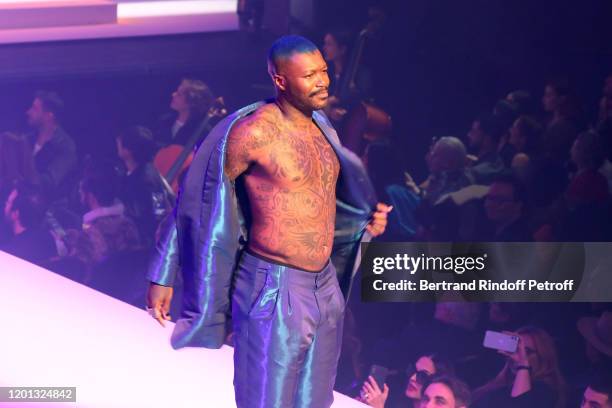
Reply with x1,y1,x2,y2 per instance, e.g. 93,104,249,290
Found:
224,114,276,181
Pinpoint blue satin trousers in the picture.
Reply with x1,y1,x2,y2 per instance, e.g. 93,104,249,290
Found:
231,250,345,408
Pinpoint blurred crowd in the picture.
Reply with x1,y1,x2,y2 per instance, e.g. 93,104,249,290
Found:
383,76,612,244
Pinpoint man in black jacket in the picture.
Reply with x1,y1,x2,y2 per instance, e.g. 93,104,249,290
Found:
26,91,77,200
116,126,171,247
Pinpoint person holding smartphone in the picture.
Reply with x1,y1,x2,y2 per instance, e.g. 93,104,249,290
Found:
473,326,566,408
359,353,454,408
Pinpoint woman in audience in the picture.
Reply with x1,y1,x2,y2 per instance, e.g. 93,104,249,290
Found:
473,326,566,408
566,130,609,208
116,126,172,247
360,353,454,408
536,130,611,240
153,78,214,148
541,78,583,164
506,115,543,164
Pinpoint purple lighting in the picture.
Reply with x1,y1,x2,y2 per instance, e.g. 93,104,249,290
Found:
0,251,366,407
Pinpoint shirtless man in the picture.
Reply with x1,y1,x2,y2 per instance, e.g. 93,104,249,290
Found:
147,36,390,408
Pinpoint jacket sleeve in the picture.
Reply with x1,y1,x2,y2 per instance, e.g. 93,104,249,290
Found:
146,212,180,287
40,137,77,191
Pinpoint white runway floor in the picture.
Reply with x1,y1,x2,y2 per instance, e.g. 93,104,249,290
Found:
0,250,366,407
0,0,238,45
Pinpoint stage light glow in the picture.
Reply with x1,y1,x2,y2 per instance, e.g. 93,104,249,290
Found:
117,0,236,18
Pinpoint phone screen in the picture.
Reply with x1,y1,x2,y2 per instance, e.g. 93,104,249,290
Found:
483,330,519,353
369,364,389,389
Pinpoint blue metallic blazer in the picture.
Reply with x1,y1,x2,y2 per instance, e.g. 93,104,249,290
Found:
147,100,377,349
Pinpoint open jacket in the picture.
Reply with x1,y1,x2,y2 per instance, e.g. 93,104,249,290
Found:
147,100,377,349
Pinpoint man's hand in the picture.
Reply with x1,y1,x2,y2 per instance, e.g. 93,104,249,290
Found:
146,282,173,327
366,203,392,237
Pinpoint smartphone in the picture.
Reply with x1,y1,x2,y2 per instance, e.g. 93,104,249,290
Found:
368,364,389,389
483,330,519,353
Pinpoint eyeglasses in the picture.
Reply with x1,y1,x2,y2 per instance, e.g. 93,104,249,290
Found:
405,364,432,385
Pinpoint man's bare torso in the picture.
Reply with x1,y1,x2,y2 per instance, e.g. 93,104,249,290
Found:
225,103,339,272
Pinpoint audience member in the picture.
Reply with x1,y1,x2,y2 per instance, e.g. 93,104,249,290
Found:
546,130,612,240
473,326,566,408
360,354,455,408
26,91,77,200
0,131,37,196
322,27,376,155
541,78,583,163
580,369,612,408
420,375,471,408
504,115,543,166
566,130,609,207
466,114,506,184
577,311,612,371
116,126,171,246
322,27,372,106
506,90,535,116
420,137,473,203
0,131,38,244
385,137,473,240
66,171,141,266
482,175,532,241
493,99,519,136
1,182,56,264
153,78,214,147
597,74,612,159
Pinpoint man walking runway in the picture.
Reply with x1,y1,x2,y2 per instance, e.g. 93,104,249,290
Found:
147,35,390,408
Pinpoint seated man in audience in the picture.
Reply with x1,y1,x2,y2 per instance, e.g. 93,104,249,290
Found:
386,137,473,240
2,182,56,264
580,370,612,408
66,172,141,266
116,126,171,247
26,91,77,200
466,114,506,184
417,136,474,204
420,375,471,408
482,174,532,241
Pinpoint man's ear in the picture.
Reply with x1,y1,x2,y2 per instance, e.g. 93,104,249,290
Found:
272,73,287,92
